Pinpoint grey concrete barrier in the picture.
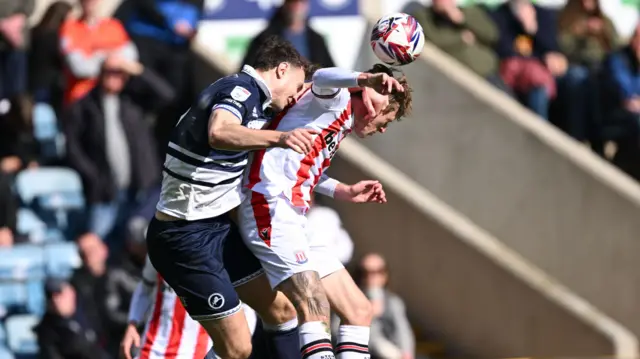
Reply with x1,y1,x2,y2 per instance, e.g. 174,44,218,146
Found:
354,12,640,339
327,139,637,358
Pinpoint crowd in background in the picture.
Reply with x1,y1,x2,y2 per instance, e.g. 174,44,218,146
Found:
0,0,415,358
411,0,640,179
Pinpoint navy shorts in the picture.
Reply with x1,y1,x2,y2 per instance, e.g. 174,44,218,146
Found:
146,214,263,321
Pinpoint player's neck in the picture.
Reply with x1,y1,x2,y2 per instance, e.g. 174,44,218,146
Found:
254,69,275,92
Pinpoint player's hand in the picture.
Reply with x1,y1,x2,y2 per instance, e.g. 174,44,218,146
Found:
334,180,387,204
278,128,319,154
358,72,404,95
119,323,141,359
361,87,390,119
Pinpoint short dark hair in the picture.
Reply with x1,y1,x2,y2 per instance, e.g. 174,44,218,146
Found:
365,64,412,120
252,35,308,71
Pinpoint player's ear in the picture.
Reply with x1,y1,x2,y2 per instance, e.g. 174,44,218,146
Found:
276,62,290,79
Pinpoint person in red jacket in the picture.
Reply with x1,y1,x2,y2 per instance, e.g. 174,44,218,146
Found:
60,0,138,105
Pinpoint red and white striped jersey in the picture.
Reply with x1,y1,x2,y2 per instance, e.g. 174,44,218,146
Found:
137,265,212,359
246,87,353,208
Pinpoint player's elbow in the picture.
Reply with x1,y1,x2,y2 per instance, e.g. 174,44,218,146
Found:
208,122,231,150
208,128,224,148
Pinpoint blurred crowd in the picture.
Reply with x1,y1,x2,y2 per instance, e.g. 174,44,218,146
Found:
411,0,640,179
0,0,415,358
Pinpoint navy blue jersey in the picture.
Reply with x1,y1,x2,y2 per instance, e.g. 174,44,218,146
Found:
157,65,273,220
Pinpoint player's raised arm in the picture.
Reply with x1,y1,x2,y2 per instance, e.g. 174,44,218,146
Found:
312,66,404,115
312,67,404,93
207,109,316,154
312,67,361,98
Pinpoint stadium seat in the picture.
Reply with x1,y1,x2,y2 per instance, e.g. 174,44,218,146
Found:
0,346,15,359
5,314,39,356
0,320,6,344
16,209,47,244
25,281,45,317
32,103,64,162
44,242,81,279
0,245,45,281
15,168,85,231
15,168,84,207
0,283,27,317
16,210,65,244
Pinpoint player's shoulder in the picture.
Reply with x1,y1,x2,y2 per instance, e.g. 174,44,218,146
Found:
196,74,260,110
215,73,261,98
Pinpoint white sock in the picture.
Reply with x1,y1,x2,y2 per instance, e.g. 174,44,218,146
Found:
263,317,299,332
299,321,335,359
336,325,370,359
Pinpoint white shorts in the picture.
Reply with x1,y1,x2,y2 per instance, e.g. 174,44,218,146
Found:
238,191,344,288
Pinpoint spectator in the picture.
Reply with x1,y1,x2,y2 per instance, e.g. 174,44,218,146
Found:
492,0,567,119
102,230,146,356
60,0,138,105
29,1,73,111
601,25,640,179
70,233,109,348
0,0,34,100
122,0,201,97
556,0,617,141
412,0,502,85
64,56,171,244
34,278,109,359
0,96,39,174
119,0,202,158
356,253,415,359
0,172,16,247
242,0,335,69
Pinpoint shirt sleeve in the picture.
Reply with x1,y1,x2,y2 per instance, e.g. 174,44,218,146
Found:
141,256,158,285
311,68,360,111
128,257,158,325
209,80,262,126
314,173,341,198
606,53,637,101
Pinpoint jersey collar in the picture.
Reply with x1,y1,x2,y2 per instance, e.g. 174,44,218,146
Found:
242,65,273,110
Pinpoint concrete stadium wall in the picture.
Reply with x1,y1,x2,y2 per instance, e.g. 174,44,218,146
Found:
326,142,626,358
353,23,640,339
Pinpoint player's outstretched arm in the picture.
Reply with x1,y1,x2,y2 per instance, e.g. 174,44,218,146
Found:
315,174,387,204
208,109,318,154
334,180,387,204
315,173,341,198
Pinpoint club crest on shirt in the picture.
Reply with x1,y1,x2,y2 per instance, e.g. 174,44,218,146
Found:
294,251,308,264
259,227,271,242
231,86,251,102
247,119,267,129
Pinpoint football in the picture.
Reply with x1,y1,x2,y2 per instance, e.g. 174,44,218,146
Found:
370,13,425,66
